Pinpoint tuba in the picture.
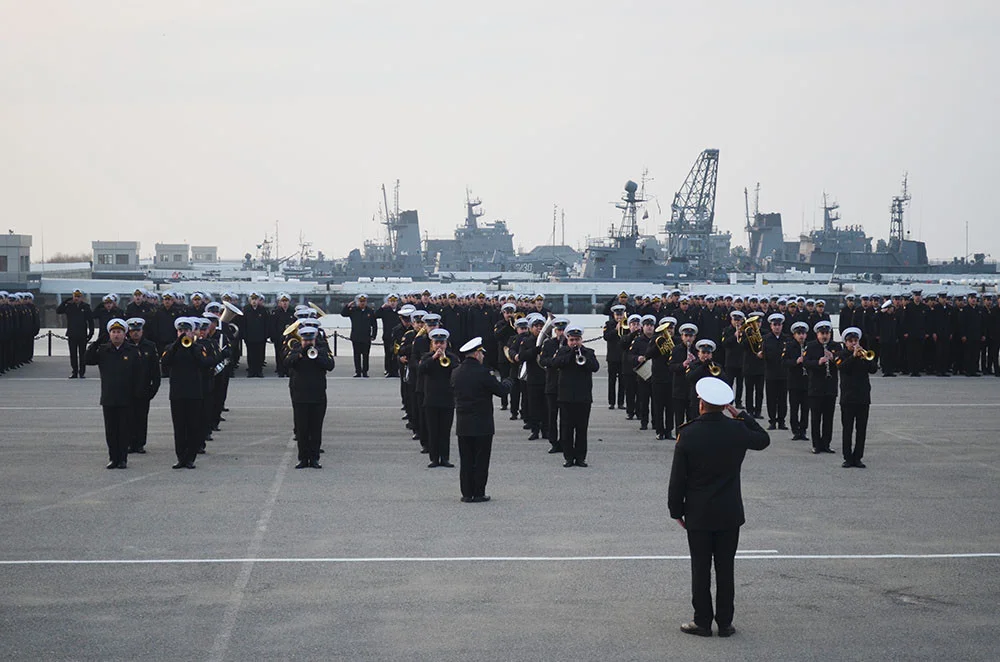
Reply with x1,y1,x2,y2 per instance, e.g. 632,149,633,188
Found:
742,316,764,355
654,321,674,355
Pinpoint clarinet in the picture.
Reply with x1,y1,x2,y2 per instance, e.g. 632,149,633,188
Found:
823,342,831,378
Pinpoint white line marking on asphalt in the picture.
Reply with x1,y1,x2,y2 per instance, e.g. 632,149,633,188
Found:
1,552,996,566
206,435,296,662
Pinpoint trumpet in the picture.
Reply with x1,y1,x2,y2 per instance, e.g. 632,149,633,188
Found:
575,347,587,366
439,354,451,368
708,362,722,377
856,348,876,361
306,346,319,360
180,335,194,348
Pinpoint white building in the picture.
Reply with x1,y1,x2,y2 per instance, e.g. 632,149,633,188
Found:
0,233,32,288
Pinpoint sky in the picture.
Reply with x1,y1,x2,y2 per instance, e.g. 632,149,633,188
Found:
2,1,998,264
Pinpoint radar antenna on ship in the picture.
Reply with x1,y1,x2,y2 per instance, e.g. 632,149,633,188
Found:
888,173,910,252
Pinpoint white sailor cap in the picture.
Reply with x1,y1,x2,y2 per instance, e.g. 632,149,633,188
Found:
658,316,678,328
776,296,787,304
296,326,318,339
730,310,746,319
679,295,690,302
501,303,517,312
695,339,717,352
844,294,855,300
528,314,546,326
534,293,546,301
191,291,204,300
428,328,450,341
814,320,833,332
748,311,765,320
611,304,627,313
22,292,34,301
733,296,744,302
203,311,220,321
460,336,484,353
881,300,893,310
0,291,9,298
106,318,127,332
640,314,657,326
552,317,570,328
805,298,815,305
355,293,369,301
125,317,145,330
514,316,530,327
249,291,262,299
398,304,416,316
205,302,224,313
696,377,734,406
705,295,716,302
387,292,400,301
277,292,290,301
768,313,785,324
410,309,426,320
789,321,808,333
626,314,641,324
298,318,321,329
293,309,314,319
679,323,698,335
174,317,194,331
816,299,826,306
422,313,441,323
842,326,862,339
565,324,584,337
102,293,116,303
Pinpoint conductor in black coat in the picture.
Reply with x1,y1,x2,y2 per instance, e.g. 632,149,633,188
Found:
551,325,600,467
419,328,459,468
340,294,378,377
85,318,140,469
450,337,511,503
668,377,770,637
56,288,94,378
285,326,335,468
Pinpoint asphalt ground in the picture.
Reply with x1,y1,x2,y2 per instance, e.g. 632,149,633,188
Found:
1,356,998,661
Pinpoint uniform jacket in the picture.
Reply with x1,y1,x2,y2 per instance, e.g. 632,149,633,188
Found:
85,341,140,407
285,343,335,403
762,332,788,381
836,348,878,405
55,299,94,339
669,343,696,399
782,338,809,391
667,411,770,530
644,333,675,384
418,350,460,407
160,338,216,400
603,320,625,363
339,304,378,344
241,303,270,343
551,344,600,402
451,358,511,436
803,340,842,397
128,337,161,401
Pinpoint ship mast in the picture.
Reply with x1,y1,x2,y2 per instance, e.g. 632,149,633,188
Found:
888,173,910,252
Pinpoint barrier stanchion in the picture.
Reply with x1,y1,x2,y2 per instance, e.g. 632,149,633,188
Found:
48,331,52,357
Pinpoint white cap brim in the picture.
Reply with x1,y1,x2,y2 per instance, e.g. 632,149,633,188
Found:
696,377,734,406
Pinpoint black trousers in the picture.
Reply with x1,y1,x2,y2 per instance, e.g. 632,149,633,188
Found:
68,336,87,376
170,399,202,463
673,398,690,434
246,341,266,376
526,383,547,434
202,388,215,444
765,379,788,425
744,375,764,415
272,340,287,375
621,373,637,416
497,362,510,408
607,360,623,406
353,341,371,375
424,405,454,464
102,406,131,465
728,367,744,407
406,380,420,438
651,382,672,436
788,388,809,436
132,398,151,450
215,375,230,424
907,336,925,375
687,528,740,629
840,402,869,463
383,338,397,376
809,395,836,450
560,402,591,462
546,392,560,448
458,435,493,498
963,339,982,375
882,342,900,376
293,400,327,462
987,339,1000,376
416,391,428,448
509,371,521,416
636,379,651,426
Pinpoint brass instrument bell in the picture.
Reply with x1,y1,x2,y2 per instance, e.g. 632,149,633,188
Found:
180,335,194,348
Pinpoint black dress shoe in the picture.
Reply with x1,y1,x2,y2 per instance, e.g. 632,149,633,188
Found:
626,415,635,420
353,373,361,378
212,426,221,432
767,423,777,430
609,405,615,410
420,448,429,454
117,462,127,469
411,433,421,440
528,432,540,440
854,461,866,468
842,460,854,468
500,405,508,410
680,621,712,637
79,374,86,379
718,624,736,637
219,417,226,422
319,448,325,453
778,423,788,430
184,462,196,469
197,448,207,454
134,448,146,454
509,413,519,420
310,461,322,469
427,462,440,468
223,407,230,412
295,460,309,469
575,460,588,468
822,447,836,454
639,425,648,431
172,462,186,469
461,496,474,503
547,446,561,454
811,448,821,454
563,461,575,468
522,423,532,430
440,462,455,468
656,433,666,440
106,461,118,470
69,373,78,379
472,495,490,502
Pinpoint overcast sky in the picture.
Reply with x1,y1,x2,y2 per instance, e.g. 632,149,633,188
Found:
3,1,997,264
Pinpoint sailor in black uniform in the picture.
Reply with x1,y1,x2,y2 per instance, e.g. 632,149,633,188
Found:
837,326,877,468
804,320,841,455
56,288,94,378
125,317,160,454
85,318,140,469
285,325,335,468
419,327,459,468
551,324,599,467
